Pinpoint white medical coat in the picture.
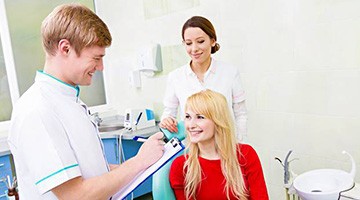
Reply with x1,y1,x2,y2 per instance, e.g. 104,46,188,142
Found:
8,71,109,199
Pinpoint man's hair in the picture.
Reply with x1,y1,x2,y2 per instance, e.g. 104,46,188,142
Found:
41,3,112,56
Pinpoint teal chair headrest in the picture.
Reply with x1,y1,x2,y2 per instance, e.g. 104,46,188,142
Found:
160,121,186,141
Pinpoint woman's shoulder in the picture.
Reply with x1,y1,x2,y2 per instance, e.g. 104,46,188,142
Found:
170,155,186,172
213,58,237,68
237,143,258,157
166,65,189,84
213,59,239,74
172,155,186,165
168,63,189,76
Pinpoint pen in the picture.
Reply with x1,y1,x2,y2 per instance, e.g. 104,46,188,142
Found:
133,134,168,143
133,136,147,142
135,112,143,126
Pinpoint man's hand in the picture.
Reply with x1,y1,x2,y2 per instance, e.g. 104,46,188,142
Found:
135,132,165,169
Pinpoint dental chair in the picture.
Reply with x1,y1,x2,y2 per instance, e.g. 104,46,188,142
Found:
152,121,186,200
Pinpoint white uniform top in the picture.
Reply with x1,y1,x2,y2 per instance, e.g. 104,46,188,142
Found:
8,71,109,200
161,58,247,140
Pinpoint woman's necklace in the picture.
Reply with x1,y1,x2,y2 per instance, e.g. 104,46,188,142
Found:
196,74,204,83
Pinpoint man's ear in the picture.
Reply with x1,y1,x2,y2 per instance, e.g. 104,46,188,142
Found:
58,39,71,55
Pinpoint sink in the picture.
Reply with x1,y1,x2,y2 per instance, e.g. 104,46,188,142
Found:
293,151,356,200
98,125,124,132
97,114,124,132
293,169,354,200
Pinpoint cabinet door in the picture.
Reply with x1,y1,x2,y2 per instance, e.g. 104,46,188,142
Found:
121,140,152,199
0,155,13,200
102,138,119,164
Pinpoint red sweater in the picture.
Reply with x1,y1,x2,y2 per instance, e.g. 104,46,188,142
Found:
169,144,269,200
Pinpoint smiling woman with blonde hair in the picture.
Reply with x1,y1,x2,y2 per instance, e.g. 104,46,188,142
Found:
169,90,269,200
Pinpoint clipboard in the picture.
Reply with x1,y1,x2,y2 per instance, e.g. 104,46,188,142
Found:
112,137,184,200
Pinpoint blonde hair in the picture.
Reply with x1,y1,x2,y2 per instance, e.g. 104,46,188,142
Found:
41,3,112,56
184,90,248,200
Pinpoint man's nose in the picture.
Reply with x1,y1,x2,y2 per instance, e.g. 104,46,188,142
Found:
96,59,104,71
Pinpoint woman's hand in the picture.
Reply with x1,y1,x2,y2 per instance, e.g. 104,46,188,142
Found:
159,116,178,133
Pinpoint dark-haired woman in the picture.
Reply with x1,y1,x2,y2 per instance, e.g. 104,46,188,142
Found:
160,16,247,141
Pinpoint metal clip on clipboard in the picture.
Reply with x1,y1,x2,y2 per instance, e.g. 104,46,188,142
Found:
170,137,180,148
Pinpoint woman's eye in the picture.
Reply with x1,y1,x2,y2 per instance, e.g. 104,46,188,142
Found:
198,40,204,44
197,115,205,119
185,42,192,46
185,115,191,120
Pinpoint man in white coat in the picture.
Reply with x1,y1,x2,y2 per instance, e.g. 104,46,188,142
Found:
8,3,164,199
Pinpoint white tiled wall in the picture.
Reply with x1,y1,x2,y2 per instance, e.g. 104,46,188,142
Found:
95,0,360,199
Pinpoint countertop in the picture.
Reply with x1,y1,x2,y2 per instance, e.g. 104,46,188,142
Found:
99,125,160,139
0,125,160,156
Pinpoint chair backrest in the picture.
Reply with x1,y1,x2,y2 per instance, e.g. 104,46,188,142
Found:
152,121,186,200
152,149,184,200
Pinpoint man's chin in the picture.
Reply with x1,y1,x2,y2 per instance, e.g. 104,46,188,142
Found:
83,78,93,85
79,81,92,86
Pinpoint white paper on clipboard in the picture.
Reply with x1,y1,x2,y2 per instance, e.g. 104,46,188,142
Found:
112,137,184,200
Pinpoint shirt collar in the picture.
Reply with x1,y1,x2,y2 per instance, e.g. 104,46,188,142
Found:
35,70,80,98
185,57,217,76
